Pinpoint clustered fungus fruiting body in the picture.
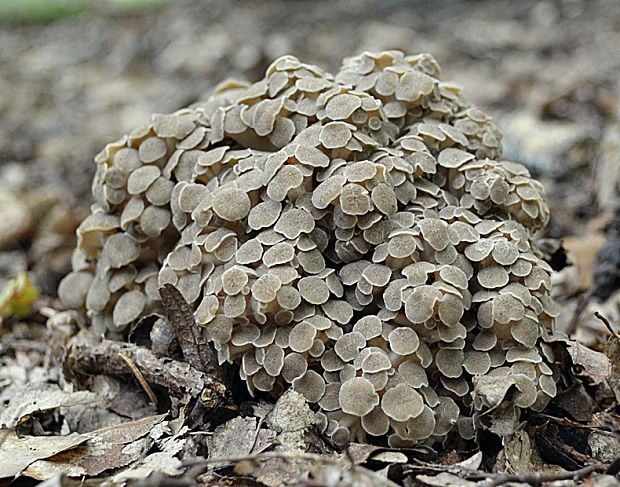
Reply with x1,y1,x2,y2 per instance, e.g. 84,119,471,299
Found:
60,51,559,447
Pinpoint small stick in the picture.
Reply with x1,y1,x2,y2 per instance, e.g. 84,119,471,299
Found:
594,310,614,335
203,450,401,487
566,289,593,338
485,462,608,487
118,351,158,405
248,415,266,454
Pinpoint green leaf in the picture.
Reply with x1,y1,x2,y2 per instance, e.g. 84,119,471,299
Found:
0,272,40,318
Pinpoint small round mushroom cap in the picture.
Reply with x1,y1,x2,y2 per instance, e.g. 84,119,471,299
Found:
103,233,141,268
405,285,442,323
404,405,436,441
274,209,315,239
138,137,168,163
112,289,146,327
340,183,371,216
263,344,286,376
362,407,390,436
395,70,434,102
353,315,382,339
213,187,251,221
252,274,282,303
282,353,308,383
436,349,464,378
288,321,317,353
388,327,420,355
381,383,424,422
58,271,93,308
477,265,510,289
510,317,540,348
463,350,492,375
298,276,330,305
398,360,429,388
322,300,354,324
248,200,282,230
334,332,366,362
140,206,171,237
292,370,325,403
438,148,475,168
231,324,261,346
339,377,380,417
319,122,352,149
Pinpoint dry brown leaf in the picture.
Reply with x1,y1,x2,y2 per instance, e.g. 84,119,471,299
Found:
0,383,98,429
22,414,167,480
159,284,215,376
207,416,275,466
0,430,87,478
504,430,534,474
566,341,612,384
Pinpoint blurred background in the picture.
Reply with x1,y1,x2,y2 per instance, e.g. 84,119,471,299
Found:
1,0,619,340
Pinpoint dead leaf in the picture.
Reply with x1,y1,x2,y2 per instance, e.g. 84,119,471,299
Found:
109,451,183,484
566,340,612,384
109,422,188,485
0,430,86,478
454,451,483,470
22,414,167,480
477,402,520,437
604,332,620,402
346,443,383,464
371,451,408,464
207,416,274,465
159,284,214,375
266,389,315,450
504,430,534,474
473,374,515,409
554,383,596,421
588,431,620,464
0,382,98,429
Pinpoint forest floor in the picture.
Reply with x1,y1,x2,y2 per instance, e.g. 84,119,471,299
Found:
1,0,620,485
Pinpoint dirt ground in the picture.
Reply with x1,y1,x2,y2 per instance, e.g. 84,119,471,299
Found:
1,0,620,485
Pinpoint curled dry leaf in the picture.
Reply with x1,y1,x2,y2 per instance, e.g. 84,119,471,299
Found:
0,431,87,479
566,340,612,385
22,414,168,480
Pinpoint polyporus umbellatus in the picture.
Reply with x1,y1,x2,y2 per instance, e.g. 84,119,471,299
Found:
60,51,559,447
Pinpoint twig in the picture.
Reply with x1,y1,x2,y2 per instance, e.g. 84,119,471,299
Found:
484,463,609,487
249,415,266,454
118,351,158,405
534,413,616,434
594,311,615,335
567,289,593,337
204,450,401,487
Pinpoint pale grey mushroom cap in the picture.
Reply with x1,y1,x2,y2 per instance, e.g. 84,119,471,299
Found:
60,50,558,446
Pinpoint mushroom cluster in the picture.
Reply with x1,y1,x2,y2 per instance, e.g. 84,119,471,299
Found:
60,51,558,446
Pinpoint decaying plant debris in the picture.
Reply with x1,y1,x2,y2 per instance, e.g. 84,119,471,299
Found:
1,1,620,486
